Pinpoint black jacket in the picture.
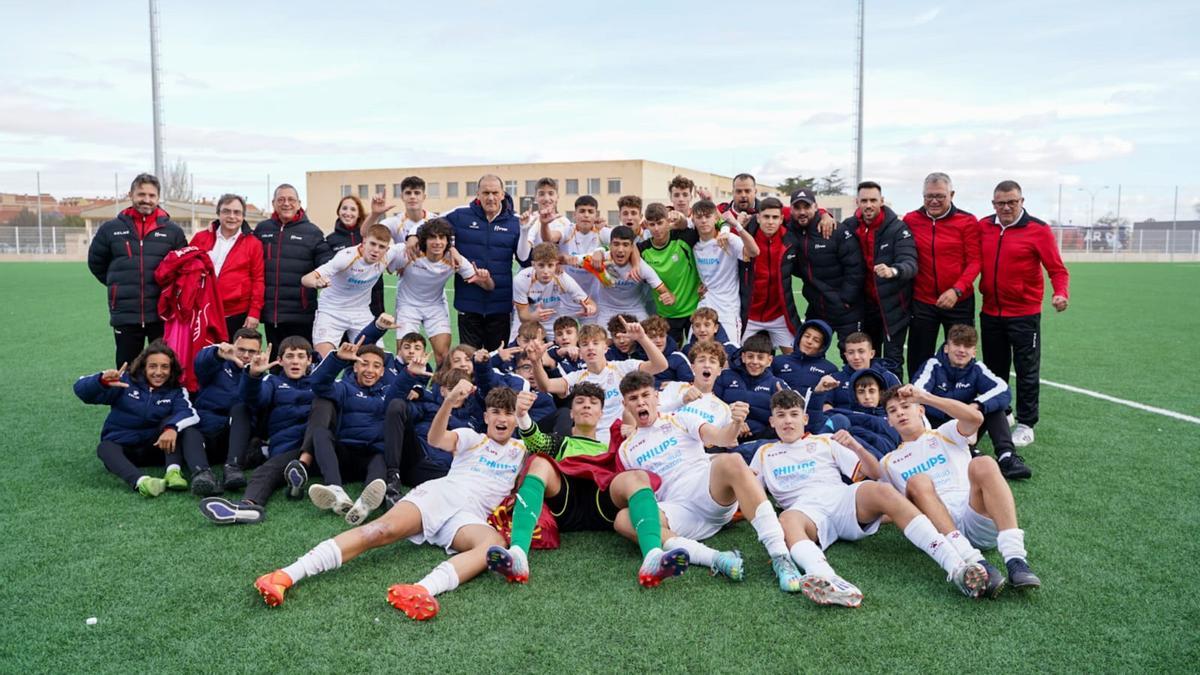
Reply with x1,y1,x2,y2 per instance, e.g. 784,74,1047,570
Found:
325,222,386,316
790,219,865,328
843,205,918,337
254,211,333,325
87,207,187,326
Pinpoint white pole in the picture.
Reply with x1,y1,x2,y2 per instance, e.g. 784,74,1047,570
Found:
36,171,44,252
1057,183,1063,225
1113,184,1121,257
149,0,165,180
52,225,57,253
115,172,120,201
1170,186,1178,262
853,0,865,186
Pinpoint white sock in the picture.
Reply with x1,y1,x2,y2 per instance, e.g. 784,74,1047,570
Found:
281,539,342,584
166,463,180,473
750,501,789,558
996,528,1027,563
946,530,984,563
664,536,717,567
903,515,963,575
416,561,459,597
788,540,835,578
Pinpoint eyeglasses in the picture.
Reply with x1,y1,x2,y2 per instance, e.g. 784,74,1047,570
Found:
219,208,244,216
991,199,1022,208
923,194,949,201
275,197,298,204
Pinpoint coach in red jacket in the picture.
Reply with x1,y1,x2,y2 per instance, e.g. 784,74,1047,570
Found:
190,194,265,340
902,172,981,377
979,180,1070,449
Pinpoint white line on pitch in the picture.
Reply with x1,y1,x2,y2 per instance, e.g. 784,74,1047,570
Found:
1041,379,1200,425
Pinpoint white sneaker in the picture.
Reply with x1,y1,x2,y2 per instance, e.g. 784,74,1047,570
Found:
309,484,353,515
1012,424,1035,448
950,561,989,598
801,574,863,607
345,479,387,526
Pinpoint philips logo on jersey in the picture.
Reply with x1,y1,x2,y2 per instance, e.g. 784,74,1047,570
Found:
697,257,720,265
773,460,816,477
348,276,376,285
605,388,620,400
678,405,714,423
476,456,519,473
900,454,948,481
635,437,678,464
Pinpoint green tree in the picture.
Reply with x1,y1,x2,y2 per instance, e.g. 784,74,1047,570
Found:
777,175,816,195
816,169,848,195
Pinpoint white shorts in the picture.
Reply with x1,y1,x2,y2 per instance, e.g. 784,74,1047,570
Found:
400,478,492,554
743,316,794,350
698,297,742,347
313,310,377,347
947,495,999,549
595,306,648,334
394,299,452,338
656,464,737,541
787,482,882,551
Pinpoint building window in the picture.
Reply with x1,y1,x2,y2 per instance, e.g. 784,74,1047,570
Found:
587,178,601,195
565,179,579,195
505,180,518,196
607,178,621,194
392,183,402,198
447,182,459,198
427,182,440,198
375,184,385,197
358,185,368,199
607,210,619,226
525,180,538,196
340,185,351,197
466,181,478,195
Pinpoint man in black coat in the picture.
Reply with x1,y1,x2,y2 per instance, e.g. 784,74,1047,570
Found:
843,181,918,379
787,188,865,355
87,173,187,367
253,184,333,358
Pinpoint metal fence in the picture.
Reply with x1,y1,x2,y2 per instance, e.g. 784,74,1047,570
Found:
1053,226,1200,255
0,225,75,255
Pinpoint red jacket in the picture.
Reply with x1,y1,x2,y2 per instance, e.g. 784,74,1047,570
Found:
155,247,227,391
979,211,1070,317
189,221,265,319
903,204,981,305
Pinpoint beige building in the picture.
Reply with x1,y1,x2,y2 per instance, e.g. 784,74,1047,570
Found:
79,199,265,238
306,159,787,232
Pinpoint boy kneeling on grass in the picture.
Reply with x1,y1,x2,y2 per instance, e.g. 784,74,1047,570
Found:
254,381,527,621
75,340,199,497
749,390,989,607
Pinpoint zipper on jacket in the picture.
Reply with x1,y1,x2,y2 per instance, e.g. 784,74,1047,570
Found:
930,216,940,295
273,225,282,324
992,224,1006,317
138,230,146,326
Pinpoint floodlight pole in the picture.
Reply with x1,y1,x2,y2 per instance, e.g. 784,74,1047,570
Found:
149,0,164,180
853,0,865,186
36,171,43,252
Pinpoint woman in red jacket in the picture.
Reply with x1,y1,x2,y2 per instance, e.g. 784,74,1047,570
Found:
190,194,265,339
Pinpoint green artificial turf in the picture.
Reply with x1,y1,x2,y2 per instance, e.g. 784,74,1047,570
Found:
0,262,1196,673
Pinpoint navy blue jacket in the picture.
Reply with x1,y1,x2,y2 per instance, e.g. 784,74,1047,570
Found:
548,344,586,375
310,354,408,451
356,319,406,386
911,349,1011,425
827,359,901,409
714,366,790,439
191,345,249,435
770,319,838,431
74,373,199,445
443,195,523,315
406,385,477,470
633,336,693,387
241,369,315,456
475,366,557,426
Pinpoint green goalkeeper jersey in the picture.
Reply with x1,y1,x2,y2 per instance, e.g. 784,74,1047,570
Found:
519,422,606,461
638,229,701,318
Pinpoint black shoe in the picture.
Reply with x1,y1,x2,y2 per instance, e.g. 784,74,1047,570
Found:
190,468,221,497
384,479,404,511
977,559,1007,599
284,460,308,500
222,463,247,491
1006,558,1041,589
998,453,1032,480
199,497,264,525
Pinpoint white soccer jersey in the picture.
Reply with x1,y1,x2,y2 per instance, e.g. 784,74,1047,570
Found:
314,245,399,313
512,267,590,337
382,211,435,244
390,248,476,309
561,359,642,443
559,224,611,310
445,428,528,510
750,436,863,510
617,413,711,499
658,382,732,429
880,420,974,503
694,235,744,313
594,260,662,314
526,214,571,248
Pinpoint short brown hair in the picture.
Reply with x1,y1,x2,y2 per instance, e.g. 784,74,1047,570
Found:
517,320,545,341
619,370,656,395
644,203,669,222
535,177,557,192
570,381,605,406
641,315,669,337
946,324,978,347
531,242,559,265
357,344,386,362
279,335,313,356
484,387,518,413
759,197,784,212
232,327,261,343
607,313,638,337
691,307,719,325
669,175,695,192
578,324,608,345
399,332,426,347
994,180,1022,194
844,331,872,347
770,389,806,411
617,195,643,211
366,223,391,242
691,200,717,217
688,340,727,367
878,385,906,411
553,316,579,335
337,195,366,227
741,333,775,355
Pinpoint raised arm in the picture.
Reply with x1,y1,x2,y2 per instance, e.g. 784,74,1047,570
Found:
525,340,569,397
428,379,476,452
831,429,882,480
699,401,750,448
619,319,667,375
901,384,984,438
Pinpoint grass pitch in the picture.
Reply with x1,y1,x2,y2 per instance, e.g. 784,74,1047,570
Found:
0,262,1197,673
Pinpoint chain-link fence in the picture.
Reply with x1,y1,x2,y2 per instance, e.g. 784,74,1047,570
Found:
0,225,78,255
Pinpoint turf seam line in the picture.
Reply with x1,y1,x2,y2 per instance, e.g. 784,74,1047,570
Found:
1040,378,1200,425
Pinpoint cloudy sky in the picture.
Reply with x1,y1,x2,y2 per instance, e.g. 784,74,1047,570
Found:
2,0,1198,223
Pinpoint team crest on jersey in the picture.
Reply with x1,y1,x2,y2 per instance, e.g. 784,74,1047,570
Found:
470,221,479,229
127,390,141,400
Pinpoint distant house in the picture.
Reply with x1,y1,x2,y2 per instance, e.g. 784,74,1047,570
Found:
79,199,266,237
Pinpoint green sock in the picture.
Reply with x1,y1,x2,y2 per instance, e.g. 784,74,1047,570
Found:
629,487,663,557
510,474,546,554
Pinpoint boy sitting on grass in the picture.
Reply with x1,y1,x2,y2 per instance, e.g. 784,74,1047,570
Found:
682,307,738,361
714,333,791,441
